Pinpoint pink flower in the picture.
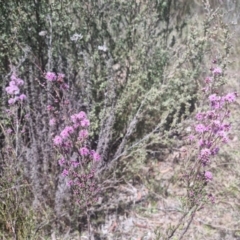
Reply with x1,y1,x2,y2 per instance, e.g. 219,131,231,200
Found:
57,73,65,80
10,75,24,86
60,129,70,139
212,101,222,109
10,75,17,81
198,139,205,147
65,126,74,134
8,97,18,105
60,83,69,90
211,147,219,156
205,140,212,148
80,118,90,127
62,140,73,151
224,93,236,103
5,85,20,95
204,171,213,181
53,135,63,146
9,80,16,86
221,123,231,131
212,120,221,133
196,113,204,120
60,126,74,139
199,148,211,165
77,111,86,119
73,123,80,129
91,150,101,161
212,67,222,75
79,147,89,156
49,118,56,126
205,110,217,119
208,95,224,109
70,114,78,123
71,111,87,124
15,78,24,86
217,131,229,143
67,180,73,187
209,94,219,102
45,72,57,81
200,148,211,157
62,169,69,176
71,161,79,168
19,94,27,101
217,130,226,137
195,124,207,133
58,158,65,166
78,129,88,140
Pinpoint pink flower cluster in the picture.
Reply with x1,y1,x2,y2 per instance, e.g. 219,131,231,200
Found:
5,74,27,105
53,111,94,150
208,92,236,109
45,71,69,89
212,67,222,75
190,66,237,182
52,111,100,205
205,171,213,182
194,92,236,166
45,72,58,81
186,65,237,207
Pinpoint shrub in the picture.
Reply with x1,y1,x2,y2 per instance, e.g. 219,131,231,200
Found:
0,0,233,237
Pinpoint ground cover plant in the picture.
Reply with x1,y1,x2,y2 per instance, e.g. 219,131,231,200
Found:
0,0,240,239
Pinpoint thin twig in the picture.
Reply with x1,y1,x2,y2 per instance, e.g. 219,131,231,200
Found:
179,208,197,240
0,184,31,194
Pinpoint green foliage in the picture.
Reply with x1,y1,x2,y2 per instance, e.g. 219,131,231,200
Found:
0,0,201,157
0,158,36,239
